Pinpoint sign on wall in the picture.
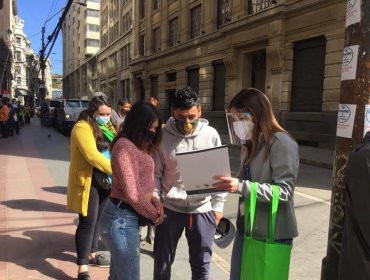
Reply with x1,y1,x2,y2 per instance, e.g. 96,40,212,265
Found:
346,0,361,28
341,45,359,81
336,104,357,138
363,105,370,136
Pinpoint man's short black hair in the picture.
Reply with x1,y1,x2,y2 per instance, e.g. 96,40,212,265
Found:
172,86,200,110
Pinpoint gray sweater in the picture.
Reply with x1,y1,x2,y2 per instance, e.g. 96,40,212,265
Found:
153,117,227,214
237,132,299,240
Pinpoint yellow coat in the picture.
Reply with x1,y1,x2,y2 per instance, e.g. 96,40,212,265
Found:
67,120,112,216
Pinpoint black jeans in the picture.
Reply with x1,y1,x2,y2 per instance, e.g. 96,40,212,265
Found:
75,182,110,265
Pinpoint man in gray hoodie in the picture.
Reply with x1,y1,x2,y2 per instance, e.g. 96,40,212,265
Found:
153,86,227,280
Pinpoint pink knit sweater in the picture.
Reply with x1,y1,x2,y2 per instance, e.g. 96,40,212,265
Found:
110,137,159,220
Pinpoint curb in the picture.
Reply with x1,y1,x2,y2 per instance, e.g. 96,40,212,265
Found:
300,158,333,170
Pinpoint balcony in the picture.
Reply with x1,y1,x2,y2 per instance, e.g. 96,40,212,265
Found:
248,0,278,14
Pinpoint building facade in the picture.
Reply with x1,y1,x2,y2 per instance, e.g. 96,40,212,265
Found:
0,0,17,99
129,0,345,148
94,0,134,107
62,0,101,98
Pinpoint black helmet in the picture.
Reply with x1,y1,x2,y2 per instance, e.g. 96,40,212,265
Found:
214,218,236,248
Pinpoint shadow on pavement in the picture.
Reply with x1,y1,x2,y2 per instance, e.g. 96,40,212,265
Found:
0,199,72,213
42,186,67,195
0,230,76,279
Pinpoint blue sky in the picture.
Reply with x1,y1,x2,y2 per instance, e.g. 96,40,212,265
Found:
17,0,66,74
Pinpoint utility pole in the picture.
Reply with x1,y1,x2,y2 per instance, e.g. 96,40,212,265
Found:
321,1,370,279
38,0,78,102
39,26,46,102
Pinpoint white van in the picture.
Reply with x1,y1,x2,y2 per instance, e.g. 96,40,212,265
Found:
56,99,89,135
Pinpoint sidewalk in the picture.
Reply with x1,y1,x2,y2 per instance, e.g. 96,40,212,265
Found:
0,119,229,280
0,118,336,280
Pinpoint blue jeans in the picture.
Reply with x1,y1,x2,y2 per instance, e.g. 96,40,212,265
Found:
99,200,141,280
230,230,293,280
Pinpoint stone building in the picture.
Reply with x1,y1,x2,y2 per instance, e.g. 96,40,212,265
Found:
129,0,346,148
0,0,17,99
62,0,101,98
94,0,134,108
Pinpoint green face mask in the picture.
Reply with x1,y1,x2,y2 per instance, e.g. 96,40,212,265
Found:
175,119,199,135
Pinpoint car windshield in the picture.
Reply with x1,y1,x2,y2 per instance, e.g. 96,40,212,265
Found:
66,100,81,108
81,101,89,108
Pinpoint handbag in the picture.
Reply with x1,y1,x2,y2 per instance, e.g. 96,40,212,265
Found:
240,182,292,280
93,169,112,191
93,149,112,191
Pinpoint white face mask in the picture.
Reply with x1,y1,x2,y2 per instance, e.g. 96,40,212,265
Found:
232,120,255,141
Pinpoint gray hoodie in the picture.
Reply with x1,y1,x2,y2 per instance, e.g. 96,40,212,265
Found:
153,117,227,213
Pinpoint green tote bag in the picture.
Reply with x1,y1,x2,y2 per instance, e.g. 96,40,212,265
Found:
240,182,292,280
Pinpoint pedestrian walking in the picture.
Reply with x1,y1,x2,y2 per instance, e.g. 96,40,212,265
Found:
212,88,299,280
148,96,160,109
0,99,9,138
8,99,20,135
99,101,163,280
152,86,227,280
67,95,116,280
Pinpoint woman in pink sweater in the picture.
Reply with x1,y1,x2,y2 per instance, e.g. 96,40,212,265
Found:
99,101,163,280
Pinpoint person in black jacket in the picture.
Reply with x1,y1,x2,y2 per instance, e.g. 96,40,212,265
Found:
339,131,370,280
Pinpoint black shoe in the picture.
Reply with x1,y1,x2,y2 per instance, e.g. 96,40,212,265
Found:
77,272,91,280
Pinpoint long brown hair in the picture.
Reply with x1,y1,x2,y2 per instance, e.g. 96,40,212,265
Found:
110,101,162,154
228,88,288,164
77,95,112,147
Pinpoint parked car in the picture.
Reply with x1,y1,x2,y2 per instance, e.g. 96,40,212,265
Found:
55,98,89,135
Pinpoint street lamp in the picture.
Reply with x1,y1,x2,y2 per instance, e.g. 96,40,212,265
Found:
39,1,87,102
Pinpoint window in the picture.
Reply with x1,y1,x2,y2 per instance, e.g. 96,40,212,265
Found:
113,22,119,41
187,67,199,93
17,77,22,85
151,76,158,98
152,27,160,53
190,5,201,39
87,24,100,32
217,0,230,27
87,9,100,18
112,0,119,17
291,37,326,112
102,8,108,26
139,34,145,56
66,100,81,108
101,32,108,48
212,61,226,111
16,51,21,61
153,0,160,11
121,79,130,99
139,0,145,19
108,52,118,73
121,44,130,68
86,39,100,47
122,11,132,34
16,37,21,46
168,17,178,47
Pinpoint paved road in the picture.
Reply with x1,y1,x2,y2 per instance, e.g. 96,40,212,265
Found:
0,119,333,279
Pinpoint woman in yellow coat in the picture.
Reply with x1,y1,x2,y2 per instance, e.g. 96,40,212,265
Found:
67,95,116,280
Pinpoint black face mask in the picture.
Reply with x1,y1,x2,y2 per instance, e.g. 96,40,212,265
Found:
146,130,156,142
